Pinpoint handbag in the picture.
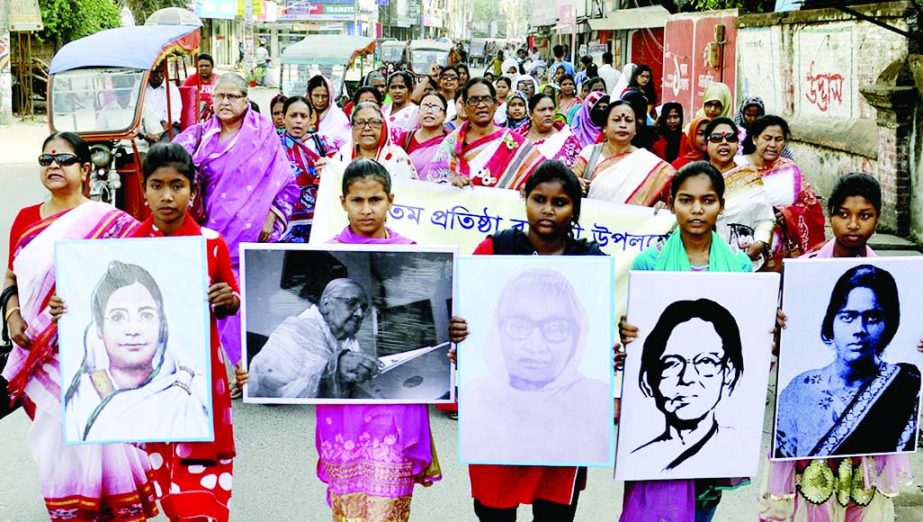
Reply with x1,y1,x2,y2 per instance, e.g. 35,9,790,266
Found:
1,284,22,419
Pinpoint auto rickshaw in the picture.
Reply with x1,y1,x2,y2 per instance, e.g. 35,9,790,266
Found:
379,40,406,75
280,35,377,103
47,23,201,219
407,40,452,77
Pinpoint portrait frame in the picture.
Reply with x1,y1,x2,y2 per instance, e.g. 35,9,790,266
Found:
240,243,457,405
456,255,616,467
56,237,213,445
615,271,779,481
773,257,923,461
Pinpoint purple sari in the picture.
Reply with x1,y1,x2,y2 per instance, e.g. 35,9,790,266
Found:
317,225,441,519
174,108,298,363
405,131,448,181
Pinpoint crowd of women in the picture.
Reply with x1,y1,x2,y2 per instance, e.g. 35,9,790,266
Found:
1,56,918,522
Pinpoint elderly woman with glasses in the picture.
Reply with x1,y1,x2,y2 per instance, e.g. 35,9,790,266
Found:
428,78,544,190
174,72,298,365
326,101,418,180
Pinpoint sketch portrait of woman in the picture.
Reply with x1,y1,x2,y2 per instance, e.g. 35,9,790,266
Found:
460,269,610,465
775,264,921,458
63,261,211,443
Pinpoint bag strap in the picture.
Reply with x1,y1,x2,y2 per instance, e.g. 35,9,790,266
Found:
583,143,603,181
1,285,18,347
311,133,327,157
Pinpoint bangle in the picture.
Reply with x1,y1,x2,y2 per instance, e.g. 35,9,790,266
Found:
5,306,20,322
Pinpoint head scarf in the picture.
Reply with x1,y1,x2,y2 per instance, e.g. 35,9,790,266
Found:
612,63,636,97
695,82,732,119
307,74,350,149
734,95,765,130
505,90,530,131
514,75,540,98
502,57,520,75
680,116,711,161
349,102,390,161
571,90,606,147
656,102,685,161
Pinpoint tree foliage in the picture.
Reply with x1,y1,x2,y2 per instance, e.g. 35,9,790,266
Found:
38,0,120,48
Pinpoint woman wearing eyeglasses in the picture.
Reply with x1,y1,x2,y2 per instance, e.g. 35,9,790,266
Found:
412,64,460,122
705,118,775,269
401,93,451,180
327,102,418,180
4,132,159,520
428,78,544,189
174,73,298,365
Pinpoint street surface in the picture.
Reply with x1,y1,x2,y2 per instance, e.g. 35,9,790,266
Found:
1,97,922,521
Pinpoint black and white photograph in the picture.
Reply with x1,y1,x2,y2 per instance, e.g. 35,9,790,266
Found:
457,256,615,466
773,258,923,460
56,237,213,445
616,271,779,481
241,244,456,404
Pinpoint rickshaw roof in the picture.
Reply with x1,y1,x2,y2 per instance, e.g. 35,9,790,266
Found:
282,35,376,66
409,40,452,51
50,25,200,74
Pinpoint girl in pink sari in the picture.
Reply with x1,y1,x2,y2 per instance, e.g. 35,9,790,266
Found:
319,159,441,521
761,173,914,522
401,92,450,180
4,132,157,522
173,73,297,365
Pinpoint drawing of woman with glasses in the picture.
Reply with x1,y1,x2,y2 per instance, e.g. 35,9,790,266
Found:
64,260,210,443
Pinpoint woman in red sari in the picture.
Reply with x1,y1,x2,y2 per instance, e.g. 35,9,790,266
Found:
4,132,157,522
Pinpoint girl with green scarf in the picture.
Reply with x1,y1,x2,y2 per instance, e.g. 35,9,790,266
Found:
618,161,751,521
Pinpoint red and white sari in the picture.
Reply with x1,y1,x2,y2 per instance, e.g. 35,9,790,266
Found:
571,146,675,206
4,201,157,522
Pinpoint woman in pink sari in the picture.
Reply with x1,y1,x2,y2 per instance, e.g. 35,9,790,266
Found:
383,71,419,143
518,93,583,167
319,159,441,521
401,92,450,180
308,74,351,150
3,132,157,522
174,73,297,365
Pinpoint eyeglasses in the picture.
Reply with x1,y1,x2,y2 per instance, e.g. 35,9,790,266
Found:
465,96,495,107
499,316,574,343
440,74,459,81
420,103,445,113
659,354,725,379
39,153,80,167
214,93,246,102
707,132,739,144
354,119,384,129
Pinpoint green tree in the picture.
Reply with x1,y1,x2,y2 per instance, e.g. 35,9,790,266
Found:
38,0,121,48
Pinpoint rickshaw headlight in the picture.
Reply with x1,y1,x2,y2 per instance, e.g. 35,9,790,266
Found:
89,145,112,169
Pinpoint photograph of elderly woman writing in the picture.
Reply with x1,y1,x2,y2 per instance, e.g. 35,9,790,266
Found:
459,266,612,466
63,260,211,444
775,263,922,459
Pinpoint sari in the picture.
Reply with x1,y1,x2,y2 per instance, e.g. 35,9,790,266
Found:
135,216,238,521
427,121,544,190
383,102,419,144
403,129,449,181
280,130,335,243
328,117,419,181
723,158,825,264
312,74,352,150
716,167,776,270
3,201,158,522
558,94,581,116
623,230,752,522
760,241,914,522
318,225,441,522
516,120,583,167
174,108,298,364
571,146,674,206
570,91,606,148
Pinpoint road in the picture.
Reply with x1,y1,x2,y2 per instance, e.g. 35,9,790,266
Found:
2,110,922,521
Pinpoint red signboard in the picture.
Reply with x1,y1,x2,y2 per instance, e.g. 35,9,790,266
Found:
662,13,737,119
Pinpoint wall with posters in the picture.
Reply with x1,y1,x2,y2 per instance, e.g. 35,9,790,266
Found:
662,9,737,119
735,2,917,236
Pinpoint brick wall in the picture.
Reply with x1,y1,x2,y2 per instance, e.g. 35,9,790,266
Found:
736,2,918,236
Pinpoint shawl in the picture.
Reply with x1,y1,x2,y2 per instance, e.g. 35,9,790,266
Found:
694,82,732,119
427,120,541,190
653,229,742,272
513,75,540,99
505,90,530,131
612,63,636,98
571,91,606,147
310,74,351,149
501,57,520,75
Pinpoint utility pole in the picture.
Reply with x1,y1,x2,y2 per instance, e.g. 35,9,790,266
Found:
1,0,12,125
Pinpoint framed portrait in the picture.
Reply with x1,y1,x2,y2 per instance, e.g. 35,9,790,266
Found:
457,256,615,467
773,257,923,460
240,244,457,404
616,271,779,481
56,237,213,445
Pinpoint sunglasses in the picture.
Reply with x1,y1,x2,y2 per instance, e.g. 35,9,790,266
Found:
38,153,80,167
707,132,739,144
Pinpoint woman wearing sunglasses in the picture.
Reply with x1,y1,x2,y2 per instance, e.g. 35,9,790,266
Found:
3,132,159,520
705,118,775,269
